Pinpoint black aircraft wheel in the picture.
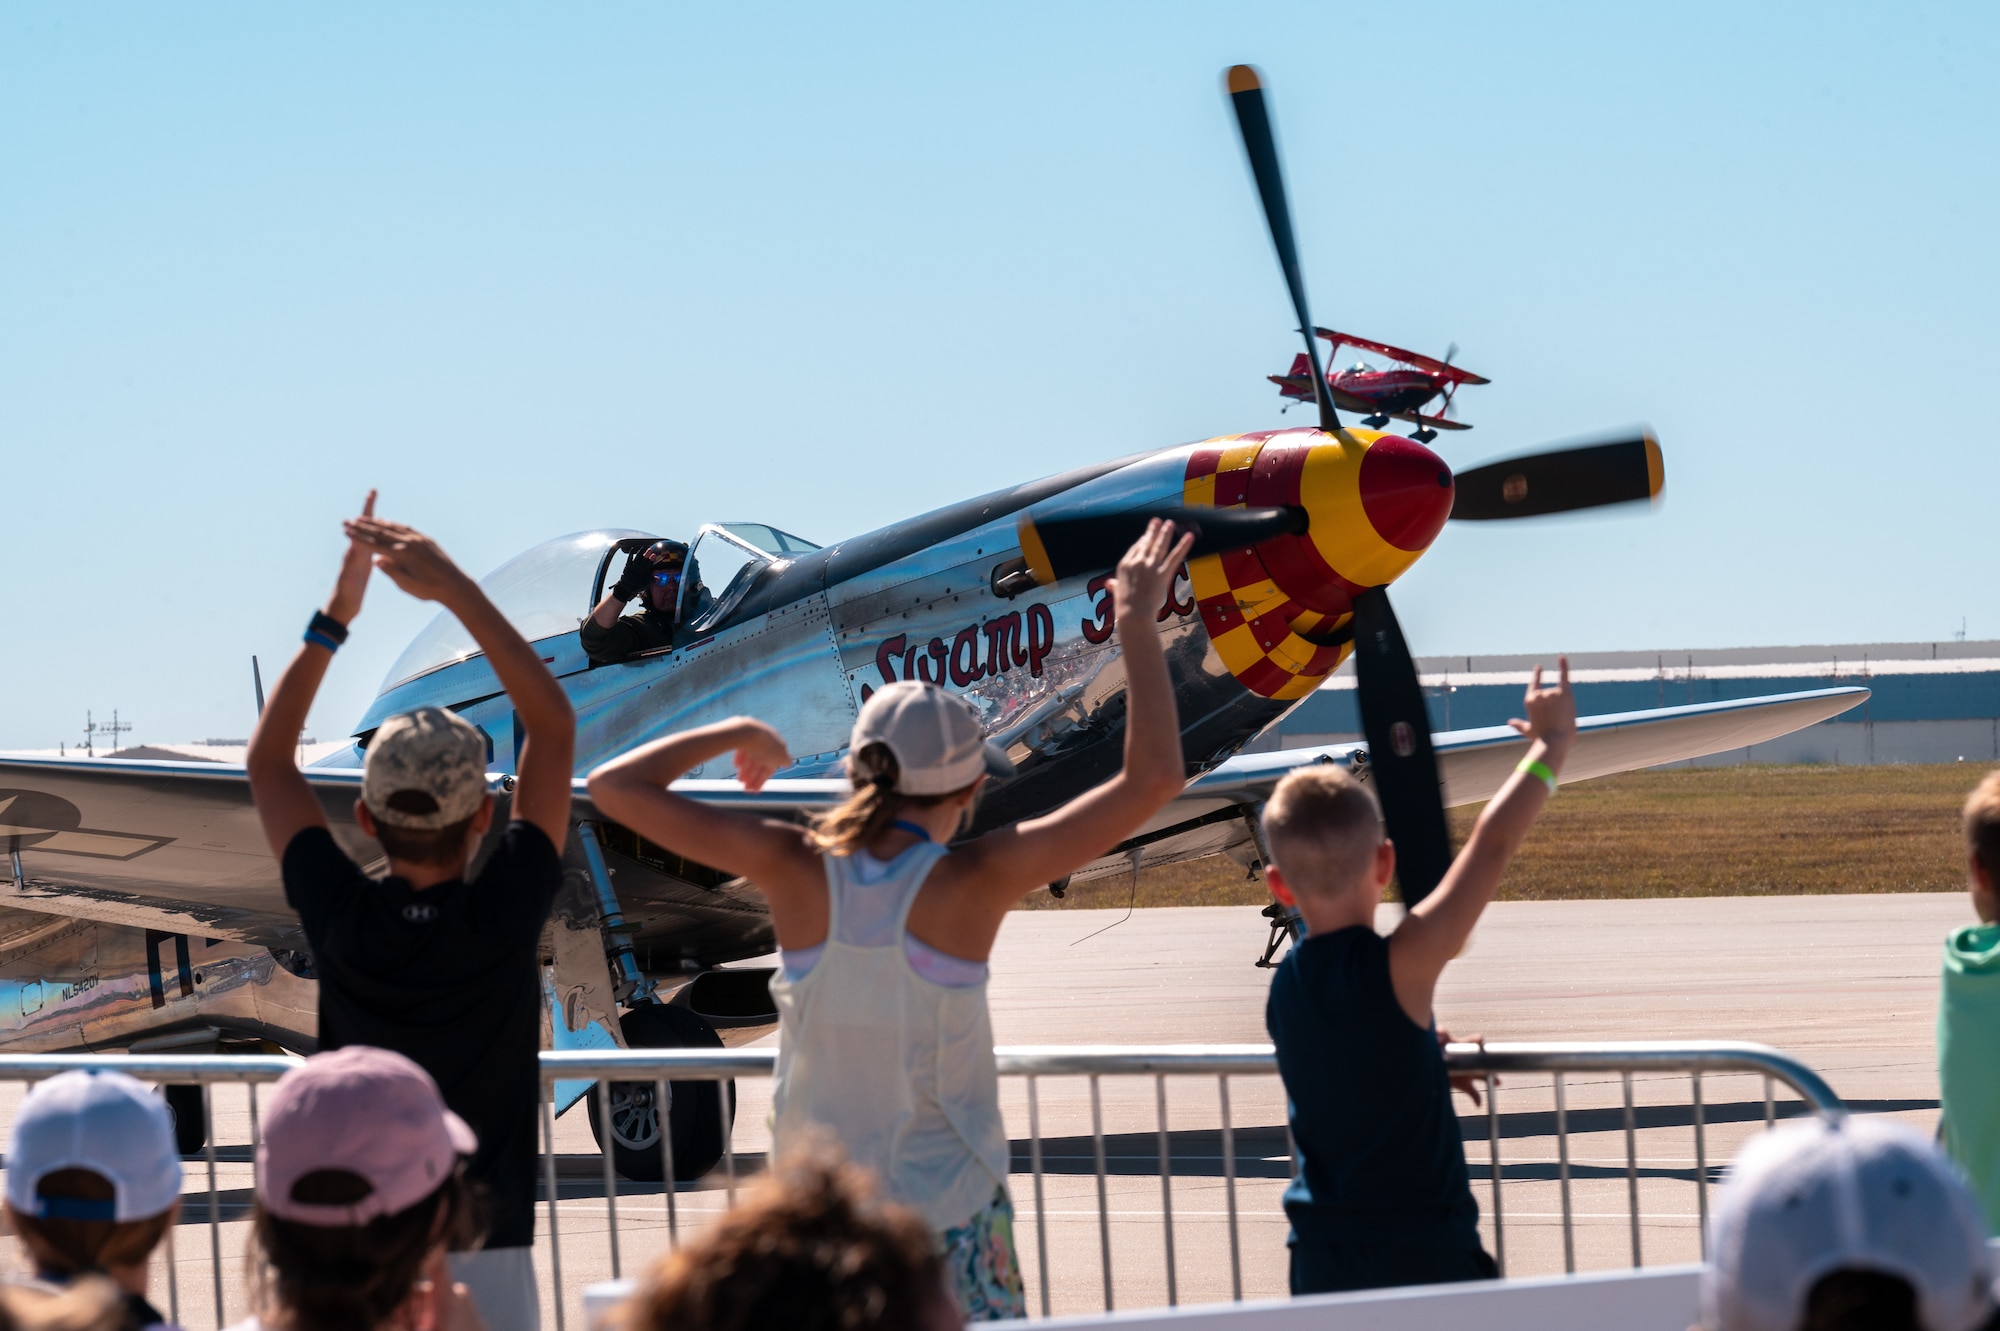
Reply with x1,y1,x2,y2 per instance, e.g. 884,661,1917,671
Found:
162,1084,207,1156
586,1004,735,1183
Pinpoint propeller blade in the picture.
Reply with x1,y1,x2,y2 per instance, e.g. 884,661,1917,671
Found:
1350,587,1452,906
1225,65,1339,435
1450,433,1665,521
1018,506,1305,587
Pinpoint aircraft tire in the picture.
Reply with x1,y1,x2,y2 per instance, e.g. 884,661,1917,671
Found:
586,1004,736,1183
162,1084,207,1156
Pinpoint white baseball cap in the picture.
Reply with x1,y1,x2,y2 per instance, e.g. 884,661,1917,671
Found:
851,681,1013,796
362,706,490,830
5,1070,182,1222
1703,1115,1995,1331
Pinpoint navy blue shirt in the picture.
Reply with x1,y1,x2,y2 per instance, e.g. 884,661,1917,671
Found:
283,821,561,1249
1266,925,1479,1245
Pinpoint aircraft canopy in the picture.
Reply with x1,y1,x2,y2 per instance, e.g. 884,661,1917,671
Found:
381,529,652,690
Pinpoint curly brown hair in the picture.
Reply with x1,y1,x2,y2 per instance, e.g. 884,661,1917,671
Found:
619,1143,952,1331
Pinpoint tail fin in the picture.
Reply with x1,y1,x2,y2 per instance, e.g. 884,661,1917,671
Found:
1287,352,1310,376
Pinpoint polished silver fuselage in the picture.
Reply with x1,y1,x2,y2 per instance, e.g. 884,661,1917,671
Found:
0,442,1289,1053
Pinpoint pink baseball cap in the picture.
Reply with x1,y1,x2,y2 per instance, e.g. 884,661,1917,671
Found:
259,1047,476,1227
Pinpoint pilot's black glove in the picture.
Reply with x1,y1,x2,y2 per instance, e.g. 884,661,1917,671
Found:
611,551,654,602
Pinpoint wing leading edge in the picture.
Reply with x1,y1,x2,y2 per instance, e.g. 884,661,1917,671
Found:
0,685,1866,929
1062,686,1871,885
0,756,846,945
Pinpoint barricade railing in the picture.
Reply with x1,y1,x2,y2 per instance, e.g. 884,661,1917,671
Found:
0,1041,1845,1329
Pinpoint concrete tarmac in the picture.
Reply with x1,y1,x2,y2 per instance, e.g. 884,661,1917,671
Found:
115,892,1964,1326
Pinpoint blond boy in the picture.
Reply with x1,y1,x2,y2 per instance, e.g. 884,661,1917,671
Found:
1938,770,2000,1231
1261,660,1574,1296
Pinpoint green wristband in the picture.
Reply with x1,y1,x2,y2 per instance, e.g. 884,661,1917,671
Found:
1516,757,1557,794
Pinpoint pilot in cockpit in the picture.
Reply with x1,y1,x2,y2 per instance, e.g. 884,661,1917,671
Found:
580,539,709,664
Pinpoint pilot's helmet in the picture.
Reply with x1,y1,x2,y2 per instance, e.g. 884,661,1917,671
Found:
640,539,691,611
641,538,689,569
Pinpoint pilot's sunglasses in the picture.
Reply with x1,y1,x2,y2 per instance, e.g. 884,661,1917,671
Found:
652,569,682,587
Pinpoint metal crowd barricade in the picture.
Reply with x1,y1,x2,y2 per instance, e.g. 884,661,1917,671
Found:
538,1040,1845,1326
0,1041,1844,1330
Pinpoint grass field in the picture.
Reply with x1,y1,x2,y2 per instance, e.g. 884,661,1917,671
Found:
1020,762,1984,911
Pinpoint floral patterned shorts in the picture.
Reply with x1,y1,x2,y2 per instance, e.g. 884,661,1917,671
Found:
939,1185,1027,1321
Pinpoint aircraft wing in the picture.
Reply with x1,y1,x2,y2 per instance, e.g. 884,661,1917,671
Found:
0,685,1866,929
0,756,356,942
1311,327,1491,385
0,754,848,945
1391,407,1472,431
1058,685,1870,885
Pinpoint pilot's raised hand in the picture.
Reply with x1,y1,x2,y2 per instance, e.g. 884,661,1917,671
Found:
611,549,654,603
344,515,473,605
1107,517,1196,628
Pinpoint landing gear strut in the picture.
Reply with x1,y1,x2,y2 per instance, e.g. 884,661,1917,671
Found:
1254,901,1303,969
1241,800,1304,969
573,822,738,1183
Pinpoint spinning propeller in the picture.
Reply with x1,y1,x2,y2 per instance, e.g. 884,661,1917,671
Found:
1019,66,1669,906
1224,63,1664,903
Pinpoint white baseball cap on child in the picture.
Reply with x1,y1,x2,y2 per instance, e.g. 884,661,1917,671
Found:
850,681,1013,796
1702,1114,1995,1331
4,1069,183,1222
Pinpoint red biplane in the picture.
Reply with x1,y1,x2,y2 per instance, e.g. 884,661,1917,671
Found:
1270,327,1490,443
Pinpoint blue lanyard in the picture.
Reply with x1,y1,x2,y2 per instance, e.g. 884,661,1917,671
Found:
889,819,933,843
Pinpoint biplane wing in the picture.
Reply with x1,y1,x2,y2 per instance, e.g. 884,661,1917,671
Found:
1390,407,1472,432
1314,327,1491,385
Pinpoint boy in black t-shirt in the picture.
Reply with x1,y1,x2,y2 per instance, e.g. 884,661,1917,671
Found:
247,491,575,1331
1261,659,1573,1297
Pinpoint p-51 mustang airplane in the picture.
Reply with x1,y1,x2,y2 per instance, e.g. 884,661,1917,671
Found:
0,66,1864,1181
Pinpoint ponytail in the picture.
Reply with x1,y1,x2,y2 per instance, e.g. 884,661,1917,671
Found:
809,744,980,855
810,744,902,855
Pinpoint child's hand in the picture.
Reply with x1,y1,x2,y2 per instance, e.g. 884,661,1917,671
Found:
731,719,792,791
325,490,378,624
1439,1028,1489,1107
1506,655,1576,758
345,516,473,605
1108,518,1196,630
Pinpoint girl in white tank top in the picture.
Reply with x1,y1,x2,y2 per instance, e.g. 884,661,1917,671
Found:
588,520,1195,1321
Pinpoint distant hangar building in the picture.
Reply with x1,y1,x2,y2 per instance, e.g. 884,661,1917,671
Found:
1259,640,2000,765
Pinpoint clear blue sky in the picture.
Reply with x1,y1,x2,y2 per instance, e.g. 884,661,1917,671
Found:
4,3,1995,749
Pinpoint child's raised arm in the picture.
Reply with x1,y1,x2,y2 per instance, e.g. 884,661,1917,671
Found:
247,491,378,858
952,519,1196,899
1388,657,1576,1029
345,516,576,852
587,719,828,930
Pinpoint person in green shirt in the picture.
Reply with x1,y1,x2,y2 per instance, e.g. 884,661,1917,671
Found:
1937,769,2000,1232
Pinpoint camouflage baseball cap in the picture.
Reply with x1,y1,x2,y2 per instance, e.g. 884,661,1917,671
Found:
361,706,490,829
